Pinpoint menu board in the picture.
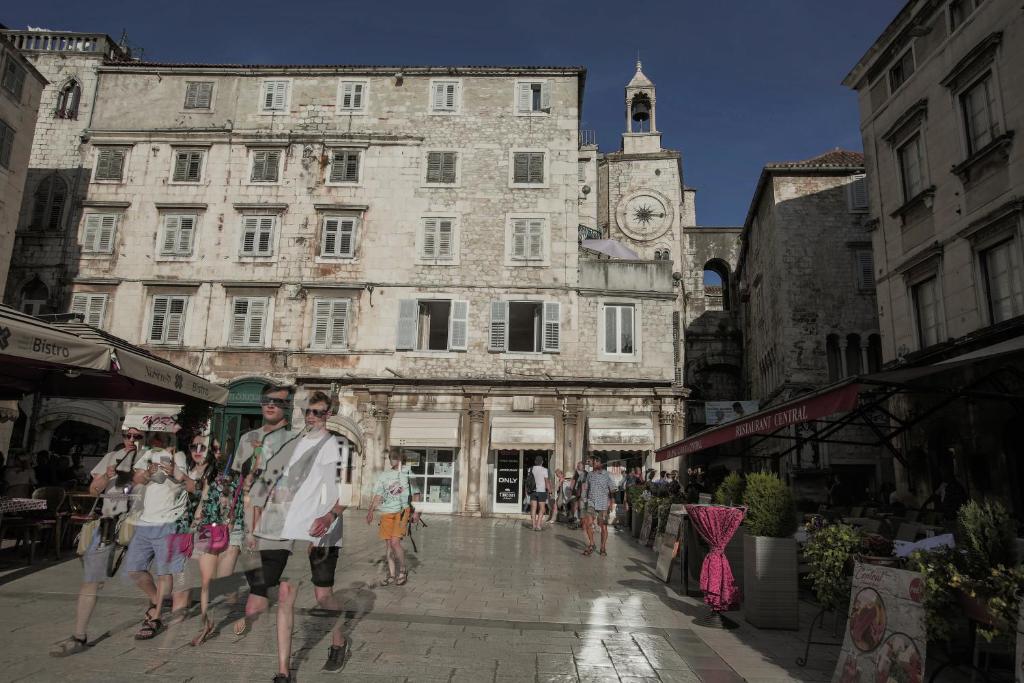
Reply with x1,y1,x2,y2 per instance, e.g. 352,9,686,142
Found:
656,506,685,582
495,450,520,505
832,563,927,683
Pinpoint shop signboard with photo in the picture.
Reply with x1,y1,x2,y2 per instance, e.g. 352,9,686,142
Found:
704,401,760,426
495,449,521,508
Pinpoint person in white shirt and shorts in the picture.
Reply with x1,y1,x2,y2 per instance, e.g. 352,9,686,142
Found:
528,456,552,531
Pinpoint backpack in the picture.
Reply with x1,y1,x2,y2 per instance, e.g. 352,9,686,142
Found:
526,469,536,494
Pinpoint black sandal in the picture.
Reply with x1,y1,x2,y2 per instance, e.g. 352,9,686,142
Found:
134,618,163,640
395,569,408,586
582,545,595,556
49,635,89,657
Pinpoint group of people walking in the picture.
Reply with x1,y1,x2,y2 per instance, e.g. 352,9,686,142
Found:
51,384,419,683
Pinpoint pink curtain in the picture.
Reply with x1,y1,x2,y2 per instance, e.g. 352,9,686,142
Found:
686,504,746,612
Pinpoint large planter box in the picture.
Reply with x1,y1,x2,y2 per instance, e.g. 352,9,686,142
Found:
724,531,744,594
743,534,799,630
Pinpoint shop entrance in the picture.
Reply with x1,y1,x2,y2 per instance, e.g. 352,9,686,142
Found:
492,449,550,514
213,379,267,462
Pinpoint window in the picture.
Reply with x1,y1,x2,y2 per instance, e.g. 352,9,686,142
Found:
70,293,108,328
184,81,213,109
159,214,197,256
94,148,127,182
654,249,671,261
311,298,350,349
250,149,281,182
856,250,875,290
897,134,925,201
148,295,188,344
960,73,1000,155
321,216,356,257
395,299,468,351
328,150,360,183
81,213,118,253
516,81,549,113
421,218,455,260
1,56,26,100
338,81,365,111
55,80,81,119
603,304,635,356
512,152,545,184
488,301,560,353
259,80,289,112
430,80,459,112
826,334,842,382
845,334,863,375
912,277,943,348
949,0,970,31
240,216,276,256
980,239,1024,323
0,119,12,168
171,149,204,182
889,49,915,93
19,279,48,316
848,174,869,211
31,174,67,230
510,218,544,261
425,151,457,184
228,298,269,346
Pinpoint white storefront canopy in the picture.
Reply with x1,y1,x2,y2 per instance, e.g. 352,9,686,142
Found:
490,415,556,450
587,416,655,452
122,403,182,432
327,413,364,452
390,411,461,448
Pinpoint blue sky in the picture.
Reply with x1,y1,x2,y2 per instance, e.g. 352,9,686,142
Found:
6,0,898,225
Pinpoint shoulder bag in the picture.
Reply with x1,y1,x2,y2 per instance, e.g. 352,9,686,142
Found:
76,496,102,556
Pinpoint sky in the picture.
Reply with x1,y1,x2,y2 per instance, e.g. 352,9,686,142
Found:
6,0,900,226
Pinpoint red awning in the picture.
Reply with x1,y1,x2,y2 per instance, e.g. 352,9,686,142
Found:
656,381,863,462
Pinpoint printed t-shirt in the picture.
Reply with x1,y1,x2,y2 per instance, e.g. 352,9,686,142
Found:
90,447,140,517
373,468,412,514
133,448,189,526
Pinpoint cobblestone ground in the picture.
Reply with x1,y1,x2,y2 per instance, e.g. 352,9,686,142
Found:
0,517,835,682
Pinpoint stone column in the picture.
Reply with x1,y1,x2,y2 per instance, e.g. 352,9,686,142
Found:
465,397,486,515
839,340,849,377
861,345,871,375
561,397,579,475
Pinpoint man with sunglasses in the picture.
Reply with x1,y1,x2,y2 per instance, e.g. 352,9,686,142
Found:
50,428,144,657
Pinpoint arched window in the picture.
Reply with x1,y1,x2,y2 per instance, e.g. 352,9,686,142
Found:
654,248,670,261
31,174,67,231
867,334,883,373
630,93,652,133
55,80,81,119
702,259,731,312
20,278,49,316
826,334,842,382
845,333,863,376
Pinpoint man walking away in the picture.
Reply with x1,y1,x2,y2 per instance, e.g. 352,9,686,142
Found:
581,455,616,557
366,451,421,586
528,456,552,531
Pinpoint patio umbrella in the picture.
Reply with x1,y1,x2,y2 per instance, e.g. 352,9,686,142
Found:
685,504,746,617
580,239,640,259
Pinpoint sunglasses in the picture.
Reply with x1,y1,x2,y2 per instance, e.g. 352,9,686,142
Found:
304,408,328,418
261,398,290,408
123,433,144,441
190,443,209,452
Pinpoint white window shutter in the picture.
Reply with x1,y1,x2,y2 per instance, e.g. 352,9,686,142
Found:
83,214,101,250
512,220,527,259
312,299,331,348
166,297,186,343
330,299,349,348
542,302,560,352
70,294,88,321
97,215,116,252
241,217,258,254
86,296,106,328
857,251,875,289
172,153,188,182
850,174,868,210
322,218,339,255
396,299,418,350
438,219,453,258
161,216,180,254
422,218,437,258
445,83,456,109
196,82,213,108
426,152,442,183
442,152,456,183
431,83,443,110
528,153,544,183
449,300,468,350
340,82,354,108
528,220,544,259
257,217,274,255
150,296,169,341
517,83,531,112
351,83,363,109
229,299,248,345
540,82,551,111
513,153,528,183
489,301,508,352
177,216,195,254
247,298,267,345
339,219,355,256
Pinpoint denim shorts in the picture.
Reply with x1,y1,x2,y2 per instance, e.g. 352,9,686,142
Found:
124,522,186,576
80,525,114,584
530,492,549,503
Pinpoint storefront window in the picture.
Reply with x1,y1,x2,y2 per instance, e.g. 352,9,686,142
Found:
402,448,454,505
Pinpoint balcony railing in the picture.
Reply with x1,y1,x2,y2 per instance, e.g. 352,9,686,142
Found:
579,129,597,147
2,30,125,59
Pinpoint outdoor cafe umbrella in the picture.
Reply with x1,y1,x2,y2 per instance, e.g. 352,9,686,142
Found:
685,504,746,628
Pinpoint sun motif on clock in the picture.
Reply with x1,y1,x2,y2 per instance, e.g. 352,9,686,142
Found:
616,191,673,241
633,204,659,225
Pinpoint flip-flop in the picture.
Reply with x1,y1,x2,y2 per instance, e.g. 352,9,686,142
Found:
232,618,249,637
190,617,215,646
582,545,595,556
395,570,409,586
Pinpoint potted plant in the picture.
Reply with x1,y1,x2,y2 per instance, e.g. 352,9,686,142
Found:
803,522,860,613
857,532,897,566
742,472,800,629
627,486,645,538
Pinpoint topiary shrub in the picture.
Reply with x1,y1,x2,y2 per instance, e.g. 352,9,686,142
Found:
804,523,859,611
713,472,745,506
742,472,798,538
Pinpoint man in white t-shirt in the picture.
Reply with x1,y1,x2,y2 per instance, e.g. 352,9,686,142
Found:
528,455,553,532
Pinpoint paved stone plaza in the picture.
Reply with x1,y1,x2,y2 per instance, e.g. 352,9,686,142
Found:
0,518,836,682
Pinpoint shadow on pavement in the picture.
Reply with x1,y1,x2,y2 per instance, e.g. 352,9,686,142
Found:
617,577,704,620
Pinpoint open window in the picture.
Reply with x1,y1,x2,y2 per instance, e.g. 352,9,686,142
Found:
395,299,468,352
488,300,560,353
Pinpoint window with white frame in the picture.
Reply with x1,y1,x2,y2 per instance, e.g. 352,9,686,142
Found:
425,151,457,184
1,55,26,100
602,304,636,356
420,218,455,260
70,293,108,328
94,147,128,182
430,80,459,112
0,118,13,169
912,277,943,348
980,238,1024,324
328,149,360,183
897,133,925,201
311,298,350,349
949,0,983,32
259,80,289,112
487,300,560,353
960,72,1000,156
848,174,869,212
159,214,197,256
228,297,269,347
516,81,550,113
856,250,875,290
240,215,276,256
171,149,205,183
82,213,118,253
338,81,365,111
510,218,544,262
512,152,545,184
184,81,214,109
250,149,282,182
395,299,467,351
148,295,188,344
889,49,915,94
321,215,357,257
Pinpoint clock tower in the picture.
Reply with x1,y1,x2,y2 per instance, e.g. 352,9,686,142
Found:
623,60,662,154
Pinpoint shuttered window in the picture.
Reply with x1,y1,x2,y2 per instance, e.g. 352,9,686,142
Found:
431,81,458,112
149,295,188,344
421,218,454,259
311,298,351,349
329,150,360,183
31,174,67,230
338,81,365,111
1,57,26,100
172,149,204,182
912,278,942,348
856,251,875,290
961,73,1000,156
395,299,466,351
240,216,276,256
488,301,560,353
228,297,269,346
70,293,108,328
542,302,560,352
250,150,281,182
95,148,127,181
512,152,544,184
321,216,356,257
516,81,550,113
981,239,1024,324
426,151,457,184
82,213,118,253
159,214,197,256
510,219,544,261
260,80,289,112
184,81,214,109
848,174,868,212
897,134,925,201
0,119,13,169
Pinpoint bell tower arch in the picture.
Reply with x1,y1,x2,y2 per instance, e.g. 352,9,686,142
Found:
623,61,662,154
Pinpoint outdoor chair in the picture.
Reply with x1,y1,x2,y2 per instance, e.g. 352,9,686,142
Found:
5,487,67,564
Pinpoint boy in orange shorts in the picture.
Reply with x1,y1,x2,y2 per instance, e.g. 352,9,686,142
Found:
366,451,420,586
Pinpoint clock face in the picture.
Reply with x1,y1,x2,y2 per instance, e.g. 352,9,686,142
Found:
616,191,672,241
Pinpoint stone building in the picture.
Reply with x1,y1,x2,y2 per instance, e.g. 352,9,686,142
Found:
843,0,1024,511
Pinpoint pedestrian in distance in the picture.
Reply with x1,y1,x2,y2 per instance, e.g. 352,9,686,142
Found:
528,455,552,531
581,454,616,557
366,450,421,586
569,460,588,529
547,468,566,525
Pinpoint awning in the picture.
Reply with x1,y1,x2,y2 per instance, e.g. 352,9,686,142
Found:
327,413,364,452
0,400,19,423
122,403,181,432
390,411,461,448
581,239,640,260
0,305,109,385
490,415,556,450
587,416,655,452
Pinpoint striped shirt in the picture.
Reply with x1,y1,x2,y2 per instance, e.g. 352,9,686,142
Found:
585,470,615,511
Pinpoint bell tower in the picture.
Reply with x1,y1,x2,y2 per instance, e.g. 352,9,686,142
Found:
623,61,662,154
